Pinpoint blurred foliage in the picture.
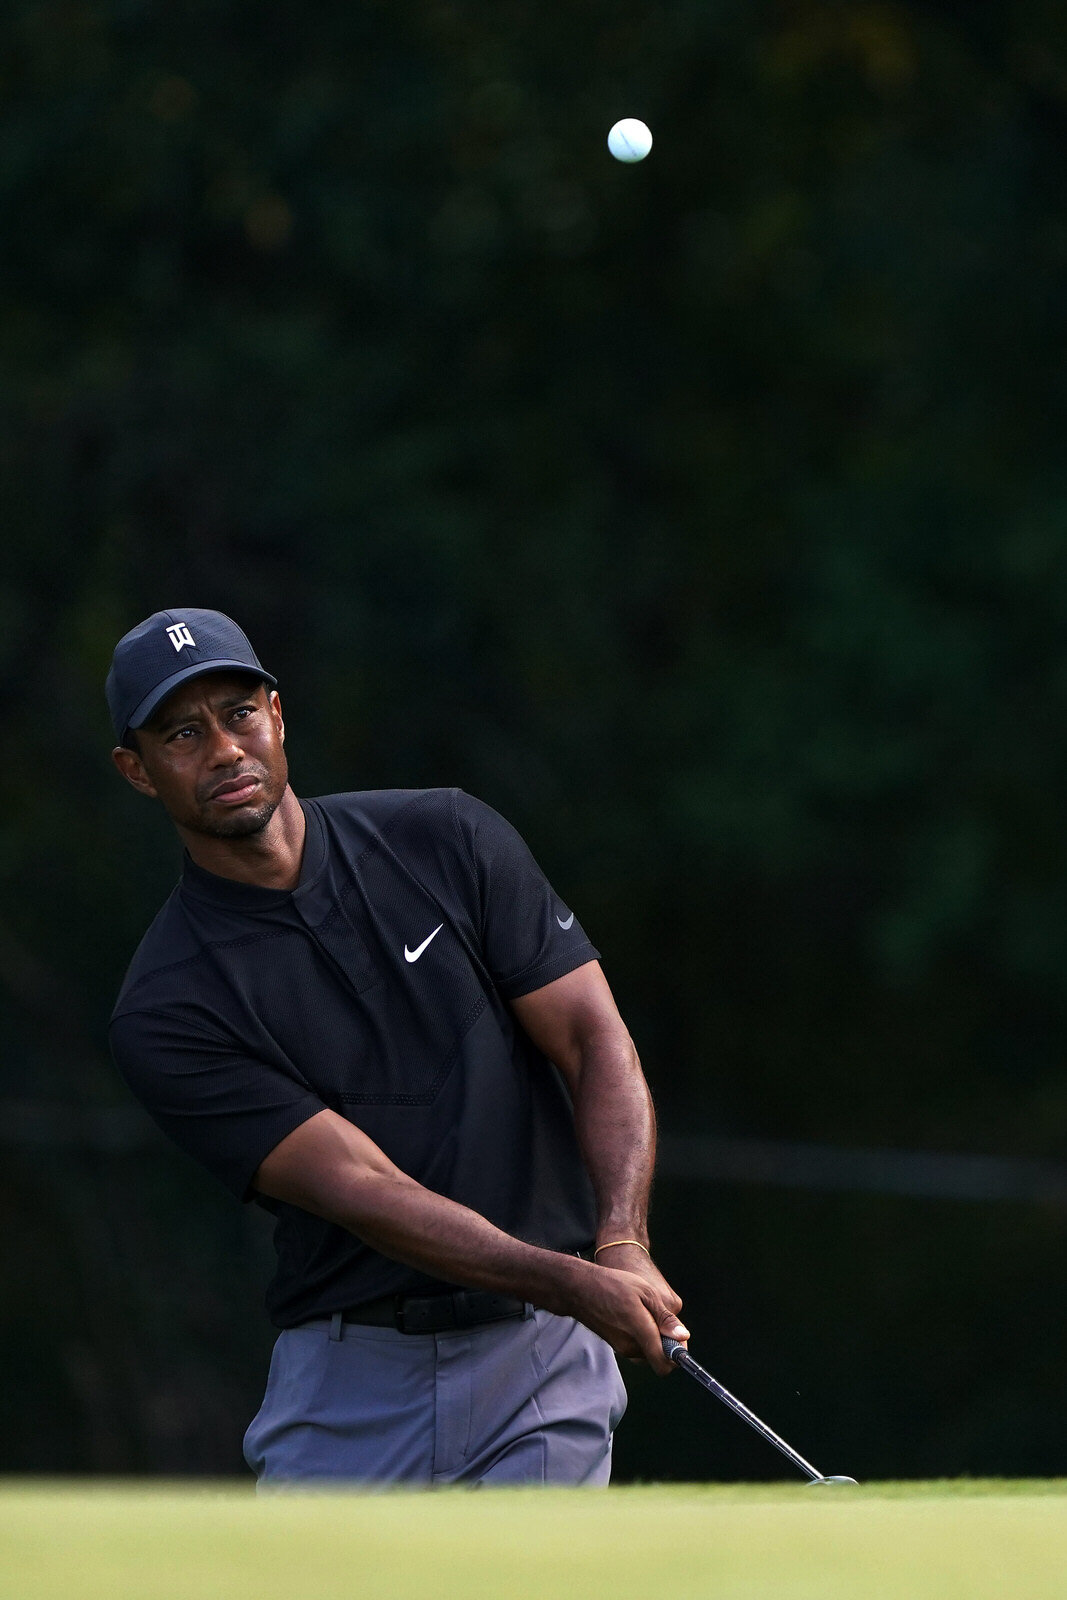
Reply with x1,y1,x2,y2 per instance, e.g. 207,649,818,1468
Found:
3,0,1067,1475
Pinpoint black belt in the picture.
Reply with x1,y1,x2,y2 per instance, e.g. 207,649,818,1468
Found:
340,1289,526,1335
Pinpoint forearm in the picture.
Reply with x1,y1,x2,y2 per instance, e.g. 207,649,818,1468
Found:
312,1164,679,1368
571,1026,656,1247
257,1119,588,1309
323,1165,590,1311
329,1164,681,1365
254,1107,684,1369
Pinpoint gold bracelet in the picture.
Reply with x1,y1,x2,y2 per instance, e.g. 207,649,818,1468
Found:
593,1239,650,1259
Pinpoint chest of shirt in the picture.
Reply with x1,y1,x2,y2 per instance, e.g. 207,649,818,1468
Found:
184,842,502,1105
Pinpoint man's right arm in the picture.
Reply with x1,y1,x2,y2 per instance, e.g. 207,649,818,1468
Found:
253,1108,686,1373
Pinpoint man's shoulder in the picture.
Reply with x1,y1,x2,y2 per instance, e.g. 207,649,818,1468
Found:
312,786,493,855
312,787,517,890
111,887,201,1019
313,787,510,836
313,786,460,828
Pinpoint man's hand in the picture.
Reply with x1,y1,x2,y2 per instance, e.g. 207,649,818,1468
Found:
561,1255,688,1375
595,1242,683,1313
587,1243,688,1372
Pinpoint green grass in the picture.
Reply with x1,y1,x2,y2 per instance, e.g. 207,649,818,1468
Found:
3,1480,1066,1600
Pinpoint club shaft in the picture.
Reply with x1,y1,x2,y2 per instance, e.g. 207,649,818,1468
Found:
663,1339,824,1481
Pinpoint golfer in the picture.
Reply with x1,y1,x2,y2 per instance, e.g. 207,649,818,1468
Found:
107,608,688,1486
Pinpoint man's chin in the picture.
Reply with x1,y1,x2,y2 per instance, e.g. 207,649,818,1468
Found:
196,800,279,840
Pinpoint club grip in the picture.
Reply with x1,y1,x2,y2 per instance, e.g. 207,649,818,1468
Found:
662,1336,686,1362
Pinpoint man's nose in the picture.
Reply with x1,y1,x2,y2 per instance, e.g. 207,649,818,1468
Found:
205,721,244,763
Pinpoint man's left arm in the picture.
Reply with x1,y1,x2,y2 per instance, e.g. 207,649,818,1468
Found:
511,962,688,1346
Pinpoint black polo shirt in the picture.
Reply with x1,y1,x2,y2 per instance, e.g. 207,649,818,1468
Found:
109,788,600,1327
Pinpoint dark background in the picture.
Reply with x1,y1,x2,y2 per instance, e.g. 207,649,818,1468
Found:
3,0,1067,1481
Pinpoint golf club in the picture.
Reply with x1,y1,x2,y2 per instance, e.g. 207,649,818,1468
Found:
662,1337,858,1485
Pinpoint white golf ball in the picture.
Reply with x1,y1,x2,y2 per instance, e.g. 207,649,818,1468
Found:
607,118,652,163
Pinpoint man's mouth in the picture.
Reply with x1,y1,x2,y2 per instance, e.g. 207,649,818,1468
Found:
208,776,262,805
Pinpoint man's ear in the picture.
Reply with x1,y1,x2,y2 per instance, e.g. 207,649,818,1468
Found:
269,689,285,745
112,744,159,799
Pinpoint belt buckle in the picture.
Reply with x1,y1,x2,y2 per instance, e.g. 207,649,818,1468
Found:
394,1293,448,1335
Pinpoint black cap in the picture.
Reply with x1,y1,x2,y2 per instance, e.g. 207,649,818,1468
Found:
105,608,277,745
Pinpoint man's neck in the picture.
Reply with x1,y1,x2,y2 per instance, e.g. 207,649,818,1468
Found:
179,786,307,890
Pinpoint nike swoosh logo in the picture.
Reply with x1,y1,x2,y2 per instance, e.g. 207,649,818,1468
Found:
556,912,575,930
404,924,443,963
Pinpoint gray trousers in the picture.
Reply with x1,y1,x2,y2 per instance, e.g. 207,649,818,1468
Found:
243,1306,627,1487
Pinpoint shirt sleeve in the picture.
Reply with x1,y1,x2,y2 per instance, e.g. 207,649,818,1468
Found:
109,1007,325,1201
453,791,600,1000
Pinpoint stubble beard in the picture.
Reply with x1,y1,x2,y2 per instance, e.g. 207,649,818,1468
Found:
191,794,282,840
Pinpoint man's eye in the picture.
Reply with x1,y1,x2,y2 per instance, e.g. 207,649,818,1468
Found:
168,728,195,742
232,706,254,722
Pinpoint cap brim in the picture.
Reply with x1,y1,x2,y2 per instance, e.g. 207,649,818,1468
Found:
127,661,278,734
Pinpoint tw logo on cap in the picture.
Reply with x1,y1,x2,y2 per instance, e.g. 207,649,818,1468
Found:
166,622,196,652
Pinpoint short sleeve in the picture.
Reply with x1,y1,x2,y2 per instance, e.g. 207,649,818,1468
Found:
109,1008,325,1201
453,791,600,1000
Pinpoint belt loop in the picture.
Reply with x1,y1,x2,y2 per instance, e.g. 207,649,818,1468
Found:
329,1310,344,1342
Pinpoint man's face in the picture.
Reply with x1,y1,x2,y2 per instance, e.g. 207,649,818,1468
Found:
112,673,289,840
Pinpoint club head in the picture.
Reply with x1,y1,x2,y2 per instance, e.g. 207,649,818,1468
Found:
809,1476,859,1486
